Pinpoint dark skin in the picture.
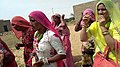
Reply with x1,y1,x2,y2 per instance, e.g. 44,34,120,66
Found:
80,3,115,50
75,13,94,32
74,13,83,32
29,16,66,67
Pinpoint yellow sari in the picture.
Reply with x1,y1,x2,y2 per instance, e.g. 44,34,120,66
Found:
87,0,120,64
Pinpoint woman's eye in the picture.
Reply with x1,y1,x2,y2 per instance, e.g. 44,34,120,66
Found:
30,20,35,22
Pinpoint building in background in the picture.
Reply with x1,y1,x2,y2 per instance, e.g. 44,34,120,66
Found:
73,0,120,24
0,20,12,33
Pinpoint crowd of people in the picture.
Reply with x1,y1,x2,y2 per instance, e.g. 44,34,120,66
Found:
0,0,120,67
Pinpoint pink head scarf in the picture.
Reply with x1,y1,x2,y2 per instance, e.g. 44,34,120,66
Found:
81,8,95,25
29,11,61,40
11,16,32,39
83,8,95,21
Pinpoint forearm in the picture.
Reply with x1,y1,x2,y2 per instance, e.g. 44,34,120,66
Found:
48,54,66,63
34,54,66,66
80,26,88,41
75,22,82,32
100,26,115,49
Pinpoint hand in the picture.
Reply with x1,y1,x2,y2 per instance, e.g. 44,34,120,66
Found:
32,60,43,67
98,15,106,26
81,14,90,26
61,14,65,20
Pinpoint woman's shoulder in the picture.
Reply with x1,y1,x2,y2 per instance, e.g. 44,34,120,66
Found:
45,30,55,37
89,21,99,29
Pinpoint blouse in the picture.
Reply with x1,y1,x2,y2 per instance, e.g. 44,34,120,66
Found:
35,30,66,67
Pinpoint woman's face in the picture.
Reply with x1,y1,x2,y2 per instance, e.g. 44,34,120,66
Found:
52,16,61,25
82,13,91,22
97,3,109,19
29,16,45,31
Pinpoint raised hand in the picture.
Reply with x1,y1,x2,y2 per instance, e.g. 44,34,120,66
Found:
81,14,90,26
98,15,106,26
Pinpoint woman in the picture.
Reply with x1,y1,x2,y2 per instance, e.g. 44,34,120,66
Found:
29,11,66,67
74,8,95,32
80,0,120,65
51,14,74,67
75,8,95,67
11,16,35,67
0,38,18,67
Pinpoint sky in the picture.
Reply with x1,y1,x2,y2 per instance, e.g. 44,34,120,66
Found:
0,0,94,21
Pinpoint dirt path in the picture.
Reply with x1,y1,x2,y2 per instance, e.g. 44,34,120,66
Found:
68,25,82,67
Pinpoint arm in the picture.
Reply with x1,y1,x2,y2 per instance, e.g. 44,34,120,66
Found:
100,26,114,50
60,14,66,27
57,14,66,29
80,26,88,42
98,15,115,50
74,19,82,32
80,15,90,42
48,35,66,63
75,13,83,32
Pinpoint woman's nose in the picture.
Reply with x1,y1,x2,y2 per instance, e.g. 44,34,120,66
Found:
98,10,104,15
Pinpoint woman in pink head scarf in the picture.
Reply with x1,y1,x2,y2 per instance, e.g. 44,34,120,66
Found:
75,8,95,31
51,14,74,67
29,10,66,67
11,16,35,67
74,8,95,67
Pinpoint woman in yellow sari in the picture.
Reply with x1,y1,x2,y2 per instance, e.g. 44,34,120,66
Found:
80,0,120,65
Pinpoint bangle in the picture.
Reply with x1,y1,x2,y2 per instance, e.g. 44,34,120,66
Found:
102,31,110,36
42,58,49,64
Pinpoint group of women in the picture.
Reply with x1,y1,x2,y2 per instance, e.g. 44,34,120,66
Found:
0,0,120,67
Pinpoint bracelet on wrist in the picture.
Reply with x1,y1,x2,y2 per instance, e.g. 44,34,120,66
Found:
42,58,50,64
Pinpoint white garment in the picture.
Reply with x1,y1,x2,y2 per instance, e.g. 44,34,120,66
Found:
36,30,66,67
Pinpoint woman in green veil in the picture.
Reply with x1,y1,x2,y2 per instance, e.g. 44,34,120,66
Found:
80,0,120,65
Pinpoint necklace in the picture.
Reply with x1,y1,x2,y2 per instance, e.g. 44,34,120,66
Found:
33,31,43,47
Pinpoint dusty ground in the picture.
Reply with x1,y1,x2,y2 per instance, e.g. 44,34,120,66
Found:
0,24,82,67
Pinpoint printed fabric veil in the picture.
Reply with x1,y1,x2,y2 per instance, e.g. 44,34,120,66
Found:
96,0,120,33
11,16,32,39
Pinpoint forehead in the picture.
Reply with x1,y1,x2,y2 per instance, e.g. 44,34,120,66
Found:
29,16,34,20
97,3,106,9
